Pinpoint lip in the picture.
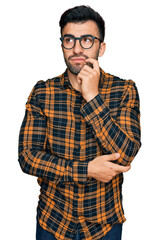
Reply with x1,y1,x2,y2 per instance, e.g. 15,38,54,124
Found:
71,58,86,63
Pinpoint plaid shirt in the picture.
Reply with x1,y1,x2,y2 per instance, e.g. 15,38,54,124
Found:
18,68,141,240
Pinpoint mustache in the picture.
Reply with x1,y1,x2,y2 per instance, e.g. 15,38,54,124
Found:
68,54,89,60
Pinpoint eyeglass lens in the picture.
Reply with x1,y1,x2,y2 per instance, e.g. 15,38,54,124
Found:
63,36,94,49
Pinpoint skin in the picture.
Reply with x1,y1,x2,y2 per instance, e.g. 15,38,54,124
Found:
61,20,130,183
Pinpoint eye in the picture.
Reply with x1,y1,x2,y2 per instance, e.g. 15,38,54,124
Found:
64,37,74,44
82,37,92,43
81,36,94,47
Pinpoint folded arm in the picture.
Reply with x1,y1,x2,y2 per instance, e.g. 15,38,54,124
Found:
18,81,88,186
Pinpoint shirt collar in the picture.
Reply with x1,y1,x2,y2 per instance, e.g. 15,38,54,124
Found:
60,69,72,89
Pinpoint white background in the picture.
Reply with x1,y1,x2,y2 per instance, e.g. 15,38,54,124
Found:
0,0,158,239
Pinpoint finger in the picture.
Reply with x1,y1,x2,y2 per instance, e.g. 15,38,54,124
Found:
77,79,82,84
76,75,82,84
112,163,131,173
86,62,93,69
101,153,120,161
77,71,89,82
81,64,94,73
85,58,99,71
79,68,91,76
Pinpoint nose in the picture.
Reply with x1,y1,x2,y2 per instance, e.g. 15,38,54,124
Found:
73,39,83,54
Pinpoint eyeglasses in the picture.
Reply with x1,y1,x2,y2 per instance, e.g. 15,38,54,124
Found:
60,34,103,50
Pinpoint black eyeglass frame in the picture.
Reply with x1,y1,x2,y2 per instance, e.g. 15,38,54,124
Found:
60,34,103,50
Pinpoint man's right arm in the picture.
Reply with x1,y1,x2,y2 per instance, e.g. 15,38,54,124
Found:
18,81,89,186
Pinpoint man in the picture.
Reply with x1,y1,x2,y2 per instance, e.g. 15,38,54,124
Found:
18,5,141,240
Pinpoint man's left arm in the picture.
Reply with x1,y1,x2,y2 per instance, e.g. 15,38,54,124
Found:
79,59,141,166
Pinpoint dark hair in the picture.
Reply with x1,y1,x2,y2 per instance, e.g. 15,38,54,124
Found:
59,5,105,42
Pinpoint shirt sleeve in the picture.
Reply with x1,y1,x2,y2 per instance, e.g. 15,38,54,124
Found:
18,81,88,186
80,80,141,166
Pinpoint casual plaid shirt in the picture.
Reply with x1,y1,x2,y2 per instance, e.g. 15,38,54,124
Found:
18,68,141,240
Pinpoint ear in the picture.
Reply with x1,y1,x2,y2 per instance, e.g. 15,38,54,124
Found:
99,42,106,57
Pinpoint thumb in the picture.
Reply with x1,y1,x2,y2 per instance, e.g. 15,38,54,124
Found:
77,75,82,84
102,153,120,161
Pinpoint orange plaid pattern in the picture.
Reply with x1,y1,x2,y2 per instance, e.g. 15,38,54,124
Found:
18,68,141,240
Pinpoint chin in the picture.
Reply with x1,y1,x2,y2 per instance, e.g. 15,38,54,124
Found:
68,64,83,75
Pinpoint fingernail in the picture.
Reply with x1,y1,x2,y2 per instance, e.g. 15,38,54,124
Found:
115,153,120,158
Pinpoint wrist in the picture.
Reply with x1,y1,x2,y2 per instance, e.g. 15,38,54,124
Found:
84,92,99,102
87,161,94,178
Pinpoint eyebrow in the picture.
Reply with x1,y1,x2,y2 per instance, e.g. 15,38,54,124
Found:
63,34,93,38
63,34,74,37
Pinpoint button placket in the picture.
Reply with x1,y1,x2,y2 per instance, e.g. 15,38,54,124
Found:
77,187,84,216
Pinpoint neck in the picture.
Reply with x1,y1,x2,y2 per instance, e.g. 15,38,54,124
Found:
67,69,82,93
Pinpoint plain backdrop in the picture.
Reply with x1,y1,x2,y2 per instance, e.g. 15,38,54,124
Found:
0,0,158,239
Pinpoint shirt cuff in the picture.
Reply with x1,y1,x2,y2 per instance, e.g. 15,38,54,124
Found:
73,161,90,186
62,160,90,186
80,93,110,123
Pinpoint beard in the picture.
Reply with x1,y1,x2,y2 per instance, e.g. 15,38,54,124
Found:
65,60,83,75
64,51,100,75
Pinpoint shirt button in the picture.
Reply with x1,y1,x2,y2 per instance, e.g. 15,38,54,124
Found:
74,195,79,200
76,145,81,150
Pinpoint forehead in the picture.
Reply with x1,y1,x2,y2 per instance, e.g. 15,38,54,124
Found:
62,20,99,37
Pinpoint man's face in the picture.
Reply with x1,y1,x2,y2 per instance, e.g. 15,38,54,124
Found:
61,20,105,75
